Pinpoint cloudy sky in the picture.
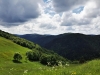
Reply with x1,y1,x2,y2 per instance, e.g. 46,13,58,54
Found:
0,0,100,35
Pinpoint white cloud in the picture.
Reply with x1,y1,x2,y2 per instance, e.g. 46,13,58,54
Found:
0,0,100,35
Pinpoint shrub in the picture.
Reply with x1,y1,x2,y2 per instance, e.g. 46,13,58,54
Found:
40,54,59,66
13,52,22,62
26,50,42,61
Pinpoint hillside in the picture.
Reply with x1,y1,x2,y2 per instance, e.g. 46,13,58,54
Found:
0,36,44,75
17,34,56,47
0,30,67,75
44,33,100,60
0,30,66,65
18,33,100,61
0,36,29,63
0,38,100,75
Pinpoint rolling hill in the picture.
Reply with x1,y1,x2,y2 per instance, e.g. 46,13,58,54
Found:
17,34,56,47
18,33,100,61
0,36,29,63
0,30,66,64
0,36,48,75
0,30,67,75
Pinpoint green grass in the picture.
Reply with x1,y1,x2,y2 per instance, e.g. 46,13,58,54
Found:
1,59,100,75
0,36,30,62
0,36,100,75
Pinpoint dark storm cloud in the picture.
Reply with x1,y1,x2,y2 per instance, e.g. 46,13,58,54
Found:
0,0,41,26
52,0,87,12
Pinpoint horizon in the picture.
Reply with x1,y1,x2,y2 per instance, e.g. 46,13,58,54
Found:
0,0,100,35
0,29,100,36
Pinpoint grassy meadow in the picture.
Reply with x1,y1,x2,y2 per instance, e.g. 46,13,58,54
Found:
0,36,100,75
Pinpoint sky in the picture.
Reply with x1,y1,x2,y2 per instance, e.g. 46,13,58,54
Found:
0,0,100,35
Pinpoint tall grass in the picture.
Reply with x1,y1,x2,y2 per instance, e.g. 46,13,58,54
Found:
0,59,100,75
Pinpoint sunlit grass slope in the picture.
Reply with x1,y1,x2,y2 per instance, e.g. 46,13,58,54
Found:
0,36,45,75
0,36,29,62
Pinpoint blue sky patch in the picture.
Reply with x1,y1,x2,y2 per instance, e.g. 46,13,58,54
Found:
43,0,47,2
43,0,50,3
73,6,84,14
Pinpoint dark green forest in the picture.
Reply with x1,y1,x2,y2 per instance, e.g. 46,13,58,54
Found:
18,33,100,61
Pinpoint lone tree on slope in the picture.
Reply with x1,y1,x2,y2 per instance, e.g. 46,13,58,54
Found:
13,52,22,62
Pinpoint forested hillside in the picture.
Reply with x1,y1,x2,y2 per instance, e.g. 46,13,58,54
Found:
44,33,100,61
19,33,100,61
17,34,56,47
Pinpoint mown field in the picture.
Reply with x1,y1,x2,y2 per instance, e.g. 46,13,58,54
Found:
0,36,100,75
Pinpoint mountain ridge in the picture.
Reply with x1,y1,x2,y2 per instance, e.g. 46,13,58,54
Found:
18,33,100,61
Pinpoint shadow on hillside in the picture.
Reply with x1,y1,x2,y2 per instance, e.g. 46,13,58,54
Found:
12,60,22,63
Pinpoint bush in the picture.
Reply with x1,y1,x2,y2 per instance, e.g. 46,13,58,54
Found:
40,54,48,65
26,51,42,61
40,54,59,66
13,52,22,62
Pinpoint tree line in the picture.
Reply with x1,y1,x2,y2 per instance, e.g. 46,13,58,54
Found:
13,50,67,66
